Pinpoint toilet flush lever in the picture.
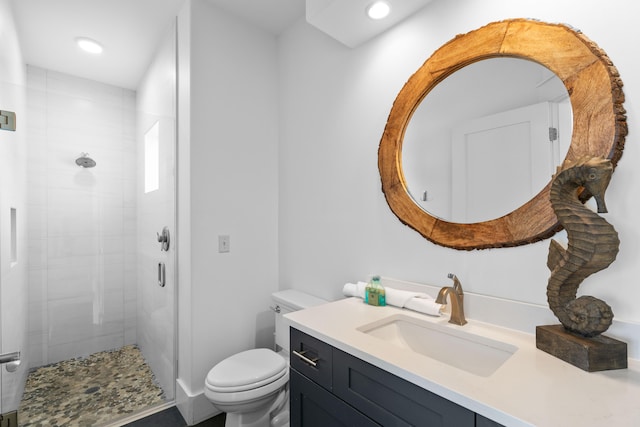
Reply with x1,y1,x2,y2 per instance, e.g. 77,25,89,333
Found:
157,226,170,251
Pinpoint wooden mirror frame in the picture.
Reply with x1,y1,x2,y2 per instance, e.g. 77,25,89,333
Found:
379,19,626,250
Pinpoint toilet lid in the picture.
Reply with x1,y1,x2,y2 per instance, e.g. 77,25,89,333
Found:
206,348,287,392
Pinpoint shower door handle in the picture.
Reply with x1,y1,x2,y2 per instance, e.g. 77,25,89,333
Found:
0,351,21,372
158,262,166,287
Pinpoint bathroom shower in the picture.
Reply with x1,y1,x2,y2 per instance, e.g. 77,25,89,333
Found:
3,1,178,425
18,65,178,425
75,152,96,168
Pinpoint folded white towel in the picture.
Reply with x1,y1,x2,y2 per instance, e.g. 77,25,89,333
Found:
342,282,368,299
385,288,430,307
405,297,443,317
342,282,442,317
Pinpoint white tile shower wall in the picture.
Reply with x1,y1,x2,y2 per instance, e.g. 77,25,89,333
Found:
26,66,137,367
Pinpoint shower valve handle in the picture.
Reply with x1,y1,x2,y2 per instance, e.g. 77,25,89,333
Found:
157,227,170,251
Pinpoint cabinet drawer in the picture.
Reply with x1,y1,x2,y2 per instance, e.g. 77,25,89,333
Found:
333,348,475,427
290,369,380,427
290,328,333,391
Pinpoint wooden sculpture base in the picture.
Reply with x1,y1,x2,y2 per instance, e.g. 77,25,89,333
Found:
536,324,627,372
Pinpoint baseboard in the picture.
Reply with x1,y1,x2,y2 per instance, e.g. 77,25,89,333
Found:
381,277,640,360
175,378,221,425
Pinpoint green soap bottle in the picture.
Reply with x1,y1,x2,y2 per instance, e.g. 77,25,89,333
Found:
365,275,386,306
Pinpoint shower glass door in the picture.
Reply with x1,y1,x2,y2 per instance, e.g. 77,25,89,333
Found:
0,77,29,419
135,22,177,402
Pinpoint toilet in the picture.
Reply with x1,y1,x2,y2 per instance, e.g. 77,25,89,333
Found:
204,290,327,427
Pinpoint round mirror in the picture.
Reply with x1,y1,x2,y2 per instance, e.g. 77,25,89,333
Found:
402,57,572,223
379,19,626,250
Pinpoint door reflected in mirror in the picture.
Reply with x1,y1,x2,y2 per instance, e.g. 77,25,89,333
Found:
402,58,572,223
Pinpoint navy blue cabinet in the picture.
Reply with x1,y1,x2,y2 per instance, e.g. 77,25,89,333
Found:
290,369,380,426
290,328,504,427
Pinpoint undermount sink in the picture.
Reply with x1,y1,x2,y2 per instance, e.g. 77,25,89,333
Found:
357,314,517,377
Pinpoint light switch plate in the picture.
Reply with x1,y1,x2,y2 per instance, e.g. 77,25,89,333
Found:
218,235,230,253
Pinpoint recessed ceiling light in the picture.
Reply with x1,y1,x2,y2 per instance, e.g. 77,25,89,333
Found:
366,1,391,20
76,37,103,54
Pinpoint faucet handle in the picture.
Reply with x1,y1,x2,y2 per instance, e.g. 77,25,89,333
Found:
441,274,467,326
448,273,463,294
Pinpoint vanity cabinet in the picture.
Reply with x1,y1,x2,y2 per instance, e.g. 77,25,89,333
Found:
290,328,504,427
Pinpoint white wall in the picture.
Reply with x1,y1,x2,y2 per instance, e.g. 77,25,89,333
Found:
26,67,137,366
278,0,640,326
0,0,28,412
176,0,280,422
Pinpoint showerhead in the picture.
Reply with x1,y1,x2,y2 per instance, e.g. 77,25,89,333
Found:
75,153,96,168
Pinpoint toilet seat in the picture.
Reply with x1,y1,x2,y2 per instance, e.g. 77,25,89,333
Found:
206,348,287,393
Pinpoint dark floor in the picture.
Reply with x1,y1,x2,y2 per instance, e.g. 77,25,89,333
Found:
123,407,225,427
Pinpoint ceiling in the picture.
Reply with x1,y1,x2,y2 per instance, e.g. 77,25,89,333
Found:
9,0,305,90
306,0,432,48
8,0,430,90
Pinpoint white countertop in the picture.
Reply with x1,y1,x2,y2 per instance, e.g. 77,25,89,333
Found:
285,298,640,427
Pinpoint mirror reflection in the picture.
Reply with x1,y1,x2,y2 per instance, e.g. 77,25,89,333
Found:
402,58,572,223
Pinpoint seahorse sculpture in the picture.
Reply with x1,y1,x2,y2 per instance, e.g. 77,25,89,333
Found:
547,156,619,338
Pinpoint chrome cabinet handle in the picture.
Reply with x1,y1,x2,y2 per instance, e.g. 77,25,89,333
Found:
292,350,318,367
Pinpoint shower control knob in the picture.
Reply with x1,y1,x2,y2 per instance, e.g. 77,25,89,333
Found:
157,227,170,251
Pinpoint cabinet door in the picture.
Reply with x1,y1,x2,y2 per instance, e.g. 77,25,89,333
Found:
333,349,475,427
290,369,380,427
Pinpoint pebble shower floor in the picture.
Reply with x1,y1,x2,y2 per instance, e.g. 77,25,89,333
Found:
18,345,166,427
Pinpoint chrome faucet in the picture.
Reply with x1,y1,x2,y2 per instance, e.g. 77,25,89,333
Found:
436,273,467,326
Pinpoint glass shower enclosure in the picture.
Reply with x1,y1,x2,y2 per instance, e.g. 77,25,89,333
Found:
0,18,177,426
0,69,29,425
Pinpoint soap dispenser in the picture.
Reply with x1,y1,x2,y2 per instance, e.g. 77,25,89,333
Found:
365,275,386,306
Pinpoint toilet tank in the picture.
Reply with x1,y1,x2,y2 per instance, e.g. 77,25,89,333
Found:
272,289,327,352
